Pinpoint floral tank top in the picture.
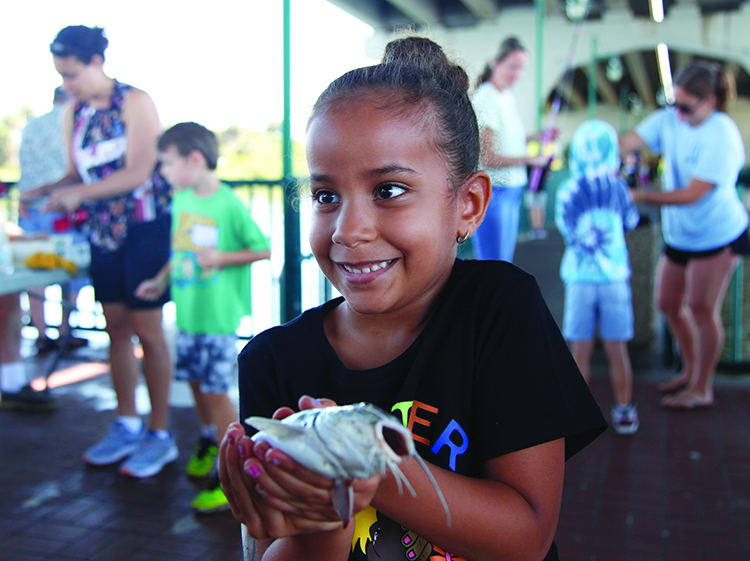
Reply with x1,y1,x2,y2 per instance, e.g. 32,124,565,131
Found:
72,80,171,251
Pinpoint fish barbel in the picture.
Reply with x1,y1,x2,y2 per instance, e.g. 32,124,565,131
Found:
246,402,451,527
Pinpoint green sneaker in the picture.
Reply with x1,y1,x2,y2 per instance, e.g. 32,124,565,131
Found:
192,479,230,514
185,436,218,478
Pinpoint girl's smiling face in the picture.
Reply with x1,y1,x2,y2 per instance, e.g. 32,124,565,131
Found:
306,100,468,319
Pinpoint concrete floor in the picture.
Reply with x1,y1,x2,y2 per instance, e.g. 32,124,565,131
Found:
1,228,749,561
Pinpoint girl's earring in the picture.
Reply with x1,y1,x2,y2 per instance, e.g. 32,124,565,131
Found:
456,231,471,245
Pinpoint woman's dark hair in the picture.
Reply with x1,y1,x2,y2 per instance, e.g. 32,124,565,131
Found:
675,60,735,112
50,26,108,64
309,36,479,190
158,122,219,170
475,36,526,88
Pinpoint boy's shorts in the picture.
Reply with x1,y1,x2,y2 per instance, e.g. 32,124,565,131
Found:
563,281,634,341
89,216,170,310
174,331,238,394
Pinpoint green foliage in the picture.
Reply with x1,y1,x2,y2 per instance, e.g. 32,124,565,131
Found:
0,107,34,181
216,124,308,181
0,111,308,184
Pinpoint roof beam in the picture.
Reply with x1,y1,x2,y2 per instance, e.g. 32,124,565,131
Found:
325,0,384,28
581,65,621,106
458,0,498,19
385,0,441,25
674,51,693,74
561,84,587,109
624,51,657,109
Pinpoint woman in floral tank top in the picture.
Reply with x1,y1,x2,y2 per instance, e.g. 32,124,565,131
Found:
27,25,178,478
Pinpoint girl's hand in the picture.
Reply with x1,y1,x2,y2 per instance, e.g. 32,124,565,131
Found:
251,396,383,524
42,185,83,213
219,396,382,537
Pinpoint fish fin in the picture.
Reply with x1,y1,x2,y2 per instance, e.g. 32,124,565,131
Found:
331,481,354,528
245,417,307,440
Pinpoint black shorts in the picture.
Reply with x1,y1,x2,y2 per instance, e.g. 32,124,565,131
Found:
664,228,750,267
89,216,171,309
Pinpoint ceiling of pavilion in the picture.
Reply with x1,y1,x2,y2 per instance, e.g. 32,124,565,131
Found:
328,0,750,110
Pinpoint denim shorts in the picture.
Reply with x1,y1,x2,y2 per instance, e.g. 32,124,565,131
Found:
563,281,634,341
89,216,170,310
174,331,238,394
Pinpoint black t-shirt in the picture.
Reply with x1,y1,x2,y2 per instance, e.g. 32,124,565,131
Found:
238,259,607,560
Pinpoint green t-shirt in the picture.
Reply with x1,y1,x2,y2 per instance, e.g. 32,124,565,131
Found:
171,184,270,334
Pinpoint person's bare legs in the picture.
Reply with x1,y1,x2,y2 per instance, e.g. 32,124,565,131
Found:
102,303,139,418
26,287,48,342
661,248,737,408
203,392,237,445
0,294,23,365
189,382,237,444
571,340,595,383
603,340,633,406
131,307,172,431
655,255,696,393
189,381,213,427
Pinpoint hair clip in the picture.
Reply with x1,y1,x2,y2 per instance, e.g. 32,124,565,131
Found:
50,41,68,55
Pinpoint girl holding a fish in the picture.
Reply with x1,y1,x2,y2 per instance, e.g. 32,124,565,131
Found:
220,37,607,561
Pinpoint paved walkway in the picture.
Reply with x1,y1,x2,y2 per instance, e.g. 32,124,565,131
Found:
1,228,748,561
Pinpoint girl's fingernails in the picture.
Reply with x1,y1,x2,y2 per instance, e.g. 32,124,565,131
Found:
264,450,281,466
247,464,260,478
238,444,246,456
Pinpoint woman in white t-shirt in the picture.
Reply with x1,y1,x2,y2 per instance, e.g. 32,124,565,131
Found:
471,37,552,262
621,61,749,409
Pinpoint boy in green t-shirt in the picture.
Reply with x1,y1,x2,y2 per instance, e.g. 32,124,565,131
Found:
136,122,270,513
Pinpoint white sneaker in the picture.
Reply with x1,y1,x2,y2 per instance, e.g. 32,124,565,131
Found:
119,431,178,478
611,403,639,435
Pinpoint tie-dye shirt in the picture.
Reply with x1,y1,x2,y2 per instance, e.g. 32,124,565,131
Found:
72,81,170,251
555,120,640,284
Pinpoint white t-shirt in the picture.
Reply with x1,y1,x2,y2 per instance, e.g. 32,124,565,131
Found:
472,82,527,188
636,108,748,251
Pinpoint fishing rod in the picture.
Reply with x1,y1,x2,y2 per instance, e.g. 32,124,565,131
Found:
529,23,584,192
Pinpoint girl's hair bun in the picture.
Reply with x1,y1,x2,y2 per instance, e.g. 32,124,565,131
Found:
382,37,470,93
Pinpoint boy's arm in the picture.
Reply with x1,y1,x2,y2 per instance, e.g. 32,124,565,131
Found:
195,248,271,270
134,260,171,301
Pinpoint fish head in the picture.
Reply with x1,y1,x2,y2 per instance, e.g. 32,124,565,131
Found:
370,410,416,465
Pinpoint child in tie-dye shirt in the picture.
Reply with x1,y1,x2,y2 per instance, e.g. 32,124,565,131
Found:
555,120,641,435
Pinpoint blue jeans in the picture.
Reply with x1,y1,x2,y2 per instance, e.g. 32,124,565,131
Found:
473,185,524,262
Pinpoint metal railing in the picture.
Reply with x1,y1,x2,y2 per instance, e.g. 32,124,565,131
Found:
1,180,329,339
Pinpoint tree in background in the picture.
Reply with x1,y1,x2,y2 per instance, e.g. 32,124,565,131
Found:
0,114,308,184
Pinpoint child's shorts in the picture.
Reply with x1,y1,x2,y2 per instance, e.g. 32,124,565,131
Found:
174,331,238,394
563,281,634,342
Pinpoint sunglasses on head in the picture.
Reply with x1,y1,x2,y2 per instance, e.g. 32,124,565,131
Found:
674,100,702,115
